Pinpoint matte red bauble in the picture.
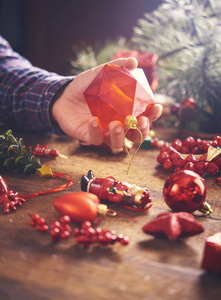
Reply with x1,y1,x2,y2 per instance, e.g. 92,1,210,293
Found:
163,170,210,214
53,192,100,223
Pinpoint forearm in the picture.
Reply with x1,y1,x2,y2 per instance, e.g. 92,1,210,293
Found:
0,36,73,134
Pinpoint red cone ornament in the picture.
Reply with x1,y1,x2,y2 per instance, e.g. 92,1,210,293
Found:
53,192,101,223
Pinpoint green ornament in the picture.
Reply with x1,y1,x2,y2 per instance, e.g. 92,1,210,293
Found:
0,130,42,174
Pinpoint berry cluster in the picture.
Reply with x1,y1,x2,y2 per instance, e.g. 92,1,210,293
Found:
29,214,129,247
157,136,221,175
50,215,71,242
30,213,49,232
73,221,129,248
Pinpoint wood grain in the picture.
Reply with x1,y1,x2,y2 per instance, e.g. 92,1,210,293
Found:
0,128,221,300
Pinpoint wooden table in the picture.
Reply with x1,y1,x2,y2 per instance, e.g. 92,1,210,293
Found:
0,127,220,300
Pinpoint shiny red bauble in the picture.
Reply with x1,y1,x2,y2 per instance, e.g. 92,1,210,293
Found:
163,170,206,213
53,192,100,223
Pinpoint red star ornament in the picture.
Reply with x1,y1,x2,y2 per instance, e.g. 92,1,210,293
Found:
142,212,205,241
83,64,156,128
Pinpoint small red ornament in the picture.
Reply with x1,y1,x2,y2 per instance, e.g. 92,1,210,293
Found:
53,191,113,223
50,215,72,242
0,175,25,213
30,213,49,232
29,144,68,159
201,232,221,275
84,64,156,129
81,170,152,211
73,220,129,248
142,211,205,240
157,136,221,176
163,170,212,215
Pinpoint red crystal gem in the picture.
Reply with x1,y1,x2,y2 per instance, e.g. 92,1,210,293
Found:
83,64,156,128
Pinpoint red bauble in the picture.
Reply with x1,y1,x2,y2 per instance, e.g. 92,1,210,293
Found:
163,170,206,213
53,192,100,223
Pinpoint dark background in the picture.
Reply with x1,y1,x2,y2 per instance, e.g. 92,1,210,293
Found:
0,0,162,75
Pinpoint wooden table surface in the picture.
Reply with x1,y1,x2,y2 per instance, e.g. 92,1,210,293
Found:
0,126,221,300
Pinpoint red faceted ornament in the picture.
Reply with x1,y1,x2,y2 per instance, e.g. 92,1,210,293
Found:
163,170,212,214
142,211,205,240
53,192,107,223
83,64,156,129
112,50,159,92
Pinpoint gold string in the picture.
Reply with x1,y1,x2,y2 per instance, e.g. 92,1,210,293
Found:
124,116,143,175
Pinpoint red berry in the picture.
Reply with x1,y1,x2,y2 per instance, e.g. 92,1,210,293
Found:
41,224,49,232
60,215,71,225
30,220,36,227
36,217,46,225
60,230,70,239
121,236,129,245
72,228,80,236
50,227,60,237
31,213,40,222
51,221,61,229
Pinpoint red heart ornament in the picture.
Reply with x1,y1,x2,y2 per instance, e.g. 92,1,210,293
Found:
53,192,100,223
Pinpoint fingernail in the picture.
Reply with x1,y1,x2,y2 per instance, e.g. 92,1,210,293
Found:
91,119,99,128
139,119,148,130
115,126,122,134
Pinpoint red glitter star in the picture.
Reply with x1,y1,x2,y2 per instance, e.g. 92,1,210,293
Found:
142,212,204,240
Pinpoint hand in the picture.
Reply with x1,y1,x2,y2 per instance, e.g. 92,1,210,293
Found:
52,57,162,151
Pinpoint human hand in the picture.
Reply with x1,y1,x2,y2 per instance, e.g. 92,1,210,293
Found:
52,57,162,151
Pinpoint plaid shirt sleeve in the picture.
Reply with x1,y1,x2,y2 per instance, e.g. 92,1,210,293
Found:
0,35,74,135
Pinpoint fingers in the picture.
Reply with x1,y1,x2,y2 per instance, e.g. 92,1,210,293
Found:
87,117,104,145
108,121,125,153
125,116,150,144
146,104,163,123
81,57,138,84
108,57,138,70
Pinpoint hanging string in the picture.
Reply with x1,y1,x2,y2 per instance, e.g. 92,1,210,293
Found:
124,116,143,175
21,172,73,199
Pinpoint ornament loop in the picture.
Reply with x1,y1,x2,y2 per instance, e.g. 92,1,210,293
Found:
124,116,143,175
97,204,117,216
198,202,213,215
125,115,138,129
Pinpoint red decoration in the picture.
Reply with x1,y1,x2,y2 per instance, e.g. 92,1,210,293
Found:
50,215,72,242
0,175,25,213
81,170,152,211
83,64,156,129
30,213,49,232
73,221,129,248
112,50,159,92
29,144,59,157
53,192,101,223
201,232,221,275
29,213,129,247
142,212,205,240
163,170,212,214
157,136,221,176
